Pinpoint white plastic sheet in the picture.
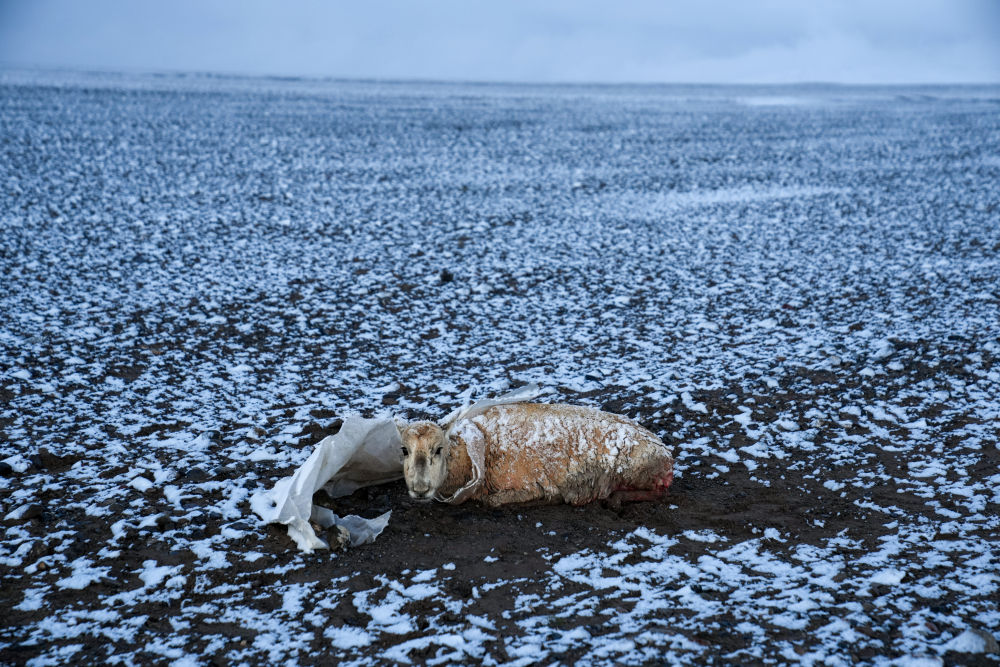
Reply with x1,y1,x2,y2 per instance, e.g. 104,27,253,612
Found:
251,385,542,551
250,416,403,551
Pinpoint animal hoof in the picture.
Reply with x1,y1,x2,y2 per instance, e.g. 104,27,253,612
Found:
327,525,351,551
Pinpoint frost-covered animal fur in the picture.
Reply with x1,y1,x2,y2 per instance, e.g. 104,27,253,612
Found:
399,403,673,507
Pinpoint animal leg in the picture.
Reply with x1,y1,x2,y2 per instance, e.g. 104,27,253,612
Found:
606,470,673,507
483,488,545,507
608,488,670,504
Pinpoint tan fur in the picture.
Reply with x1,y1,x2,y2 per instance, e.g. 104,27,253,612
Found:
400,403,673,506
398,421,452,501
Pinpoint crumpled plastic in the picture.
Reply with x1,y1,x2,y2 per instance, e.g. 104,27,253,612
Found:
251,384,541,551
250,416,403,551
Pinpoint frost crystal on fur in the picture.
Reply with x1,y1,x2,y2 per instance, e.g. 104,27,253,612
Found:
403,403,673,506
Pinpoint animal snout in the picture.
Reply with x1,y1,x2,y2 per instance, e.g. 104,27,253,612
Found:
407,480,434,501
408,489,434,502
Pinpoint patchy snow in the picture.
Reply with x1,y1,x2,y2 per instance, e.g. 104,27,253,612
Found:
324,625,373,649
54,558,110,590
138,561,182,588
1,71,998,665
130,476,154,493
939,628,997,654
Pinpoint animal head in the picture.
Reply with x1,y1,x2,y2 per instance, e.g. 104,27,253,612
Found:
399,421,450,501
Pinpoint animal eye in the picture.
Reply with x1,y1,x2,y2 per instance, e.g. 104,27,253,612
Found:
401,447,409,456
434,447,443,457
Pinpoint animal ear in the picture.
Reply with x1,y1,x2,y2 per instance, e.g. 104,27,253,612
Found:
441,425,457,452
394,419,409,443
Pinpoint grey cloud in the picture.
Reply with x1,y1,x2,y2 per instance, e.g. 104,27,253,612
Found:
0,0,997,82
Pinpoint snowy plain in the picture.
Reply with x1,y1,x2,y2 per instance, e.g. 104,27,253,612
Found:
1,70,999,665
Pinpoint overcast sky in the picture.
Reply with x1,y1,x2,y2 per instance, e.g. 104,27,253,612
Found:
1,0,997,83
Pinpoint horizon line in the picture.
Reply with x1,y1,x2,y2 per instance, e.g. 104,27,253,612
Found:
3,63,999,88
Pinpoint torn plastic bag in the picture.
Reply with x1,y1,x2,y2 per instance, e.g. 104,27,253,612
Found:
250,416,403,552
251,384,541,551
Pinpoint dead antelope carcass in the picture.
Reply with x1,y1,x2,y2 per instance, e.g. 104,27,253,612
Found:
400,403,673,507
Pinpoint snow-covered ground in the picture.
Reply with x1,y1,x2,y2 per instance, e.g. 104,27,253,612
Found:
1,70,998,665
